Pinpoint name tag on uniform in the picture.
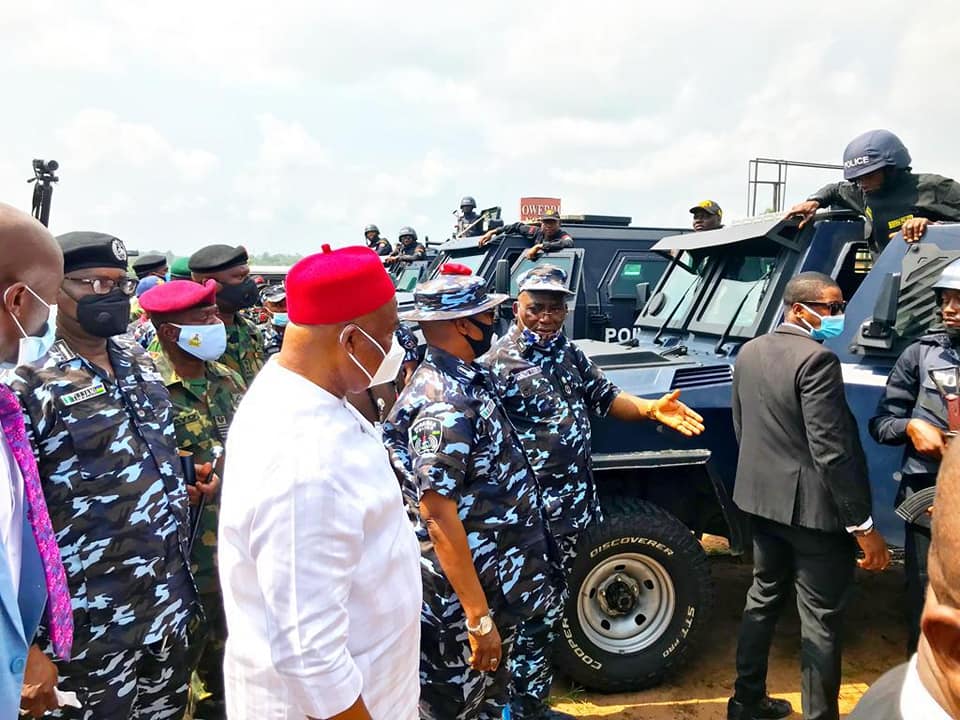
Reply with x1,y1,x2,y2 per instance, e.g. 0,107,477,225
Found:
61,383,106,406
516,367,542,381
141,370,163,383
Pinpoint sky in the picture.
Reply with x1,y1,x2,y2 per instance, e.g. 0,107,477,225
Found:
2,1,959,257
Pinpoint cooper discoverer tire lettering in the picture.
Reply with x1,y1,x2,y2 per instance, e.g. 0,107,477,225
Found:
553,498,714,692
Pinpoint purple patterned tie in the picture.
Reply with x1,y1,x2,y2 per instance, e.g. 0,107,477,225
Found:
0,384,73,660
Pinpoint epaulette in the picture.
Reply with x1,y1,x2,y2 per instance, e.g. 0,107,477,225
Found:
48,340,78,365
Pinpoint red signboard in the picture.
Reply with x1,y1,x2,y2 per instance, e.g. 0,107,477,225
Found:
519,197,561,222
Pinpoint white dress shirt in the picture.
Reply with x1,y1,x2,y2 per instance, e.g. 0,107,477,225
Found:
219,358,422,720
0,432,24,592
901,654,953,719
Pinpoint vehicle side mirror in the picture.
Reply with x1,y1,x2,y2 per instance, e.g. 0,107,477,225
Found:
495,259,510,295
634,282,650,311
858,271,900,350
486,218,504,232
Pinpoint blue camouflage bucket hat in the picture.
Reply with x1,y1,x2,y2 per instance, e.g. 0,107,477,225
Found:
401,263,508,321
517,264,574,296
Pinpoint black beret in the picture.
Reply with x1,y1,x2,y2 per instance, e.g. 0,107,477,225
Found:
189,244,249,274
131,253,168,276
57,231,129,274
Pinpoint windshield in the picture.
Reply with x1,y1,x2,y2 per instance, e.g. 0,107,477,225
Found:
638,252,707,329
432,251,486,279
510,255,575,296
696,253,778,328
395,266,421,292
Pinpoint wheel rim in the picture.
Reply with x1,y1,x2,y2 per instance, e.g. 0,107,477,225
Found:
576,552,676,654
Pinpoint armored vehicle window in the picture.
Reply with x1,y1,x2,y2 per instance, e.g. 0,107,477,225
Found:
608,257,669,299
833,242,872,301
696,251,779,329
395,266,421,292
637,252,706,328
438,251,487,278
510,255,575,296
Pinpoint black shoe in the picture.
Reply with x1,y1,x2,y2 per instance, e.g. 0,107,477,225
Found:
542,711,578,720
727,695,793,720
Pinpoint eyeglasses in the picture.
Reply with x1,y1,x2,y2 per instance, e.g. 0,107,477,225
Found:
525,304,567,318
803,300,846,315
65,276,138,296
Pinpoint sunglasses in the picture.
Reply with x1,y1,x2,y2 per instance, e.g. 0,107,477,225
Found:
803,300,846,315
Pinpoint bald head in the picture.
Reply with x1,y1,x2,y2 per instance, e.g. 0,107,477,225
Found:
0,203,63,363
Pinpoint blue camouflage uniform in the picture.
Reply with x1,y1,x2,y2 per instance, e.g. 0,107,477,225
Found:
383,269,558,720
11,336,198,719
481,265,621,719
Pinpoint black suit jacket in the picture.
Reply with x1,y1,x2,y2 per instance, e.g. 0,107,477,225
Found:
732,325,872,533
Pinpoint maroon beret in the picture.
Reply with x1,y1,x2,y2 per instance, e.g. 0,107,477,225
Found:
139,279,218,315
287,244,395,325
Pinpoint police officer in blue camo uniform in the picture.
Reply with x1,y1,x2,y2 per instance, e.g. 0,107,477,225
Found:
869,258,960,655
260,284,288,357
788,129,960,253
482,265,705,720
383,264,560,720
9,231,199,719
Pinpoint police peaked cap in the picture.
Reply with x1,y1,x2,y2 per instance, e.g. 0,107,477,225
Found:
189,244,249,274
57,231,130,274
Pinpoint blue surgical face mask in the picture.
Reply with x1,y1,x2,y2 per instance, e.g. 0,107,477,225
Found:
3,285,57,367
800,304,845,340
172,321,227,361
272,312,289,327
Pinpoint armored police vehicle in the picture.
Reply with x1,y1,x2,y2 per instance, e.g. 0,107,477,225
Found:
551,210,960,692
401,214,687,337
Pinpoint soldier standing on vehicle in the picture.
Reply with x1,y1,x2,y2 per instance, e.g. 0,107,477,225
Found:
384,226,426,266
9,231,201,718
787,130,960,253
189,244,265,385
481,265,705,720
728,272,889,720
259,284,288,358
364,224,393,256
140,279,242,720
383,265,559,720
869,259,960,655
455,196,485,238
131,253,169,281
691,200,723,231
478,209,573,260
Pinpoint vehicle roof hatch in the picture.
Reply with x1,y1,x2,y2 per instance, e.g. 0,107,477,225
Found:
652,215,803,255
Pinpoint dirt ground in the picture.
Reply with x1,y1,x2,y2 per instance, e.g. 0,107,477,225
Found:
549,543,908,719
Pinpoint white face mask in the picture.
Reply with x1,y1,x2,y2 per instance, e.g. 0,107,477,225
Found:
2,285,57,368
343,324,406,388
171,321,227,361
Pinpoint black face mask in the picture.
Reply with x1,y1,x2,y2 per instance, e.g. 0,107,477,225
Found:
465,316,496,358
217,277,259,310
75,289,132,338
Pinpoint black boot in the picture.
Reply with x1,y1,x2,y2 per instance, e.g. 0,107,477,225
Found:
727,695,793,720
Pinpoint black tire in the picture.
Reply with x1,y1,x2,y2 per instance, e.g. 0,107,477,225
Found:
553,498,714,692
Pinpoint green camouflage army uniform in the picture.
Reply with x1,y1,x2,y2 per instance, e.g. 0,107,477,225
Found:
222,313,265,385
148,347,246,713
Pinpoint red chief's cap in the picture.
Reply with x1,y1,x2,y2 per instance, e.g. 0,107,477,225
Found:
287,244,396,325
139,279,218,315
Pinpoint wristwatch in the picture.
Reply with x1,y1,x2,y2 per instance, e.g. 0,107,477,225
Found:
466,613,494,636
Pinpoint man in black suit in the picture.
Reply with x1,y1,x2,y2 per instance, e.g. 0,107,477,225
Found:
728,272,891,720
850,440,960,719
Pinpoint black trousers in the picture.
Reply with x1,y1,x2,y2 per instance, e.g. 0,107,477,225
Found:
904,521,931,655
733,516,856,720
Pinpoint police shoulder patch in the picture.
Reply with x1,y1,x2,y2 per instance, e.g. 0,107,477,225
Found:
409,416,443,456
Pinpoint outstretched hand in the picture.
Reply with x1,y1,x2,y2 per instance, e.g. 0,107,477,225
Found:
651,390,705,437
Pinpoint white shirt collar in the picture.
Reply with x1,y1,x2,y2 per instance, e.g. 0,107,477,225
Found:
901,654,953,720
